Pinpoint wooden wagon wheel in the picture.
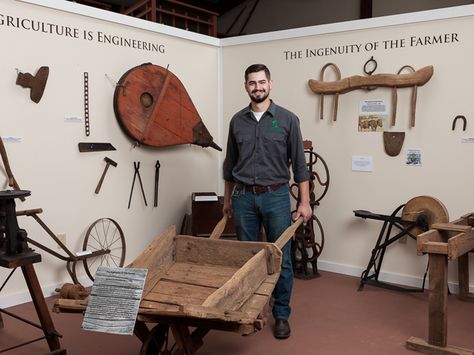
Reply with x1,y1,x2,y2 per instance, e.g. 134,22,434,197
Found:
82,218,126,281
140,323,170,355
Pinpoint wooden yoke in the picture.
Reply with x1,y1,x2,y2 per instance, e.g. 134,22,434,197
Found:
308,65,433,95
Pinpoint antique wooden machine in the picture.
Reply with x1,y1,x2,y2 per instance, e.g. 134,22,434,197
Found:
354,195,449,292
0,190,65,354
290,140,330,279
407,210,474,355
114,63,221,151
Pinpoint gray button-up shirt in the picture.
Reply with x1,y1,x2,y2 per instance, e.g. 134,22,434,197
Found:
223,101,309,186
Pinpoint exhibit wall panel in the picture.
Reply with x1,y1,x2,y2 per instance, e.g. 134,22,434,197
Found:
221,9,474,288
0,0,220,305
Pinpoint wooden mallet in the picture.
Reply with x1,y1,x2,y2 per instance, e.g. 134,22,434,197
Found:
95,157,117,194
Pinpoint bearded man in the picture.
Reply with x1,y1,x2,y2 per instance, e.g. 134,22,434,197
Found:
222,63,311,339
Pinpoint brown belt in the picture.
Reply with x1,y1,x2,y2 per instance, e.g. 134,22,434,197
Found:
241,183,284,194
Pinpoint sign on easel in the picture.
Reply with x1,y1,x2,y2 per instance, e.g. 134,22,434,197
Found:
82,266,147,335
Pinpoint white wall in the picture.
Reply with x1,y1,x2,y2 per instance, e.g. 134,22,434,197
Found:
221,6,474,289
0,0,220,306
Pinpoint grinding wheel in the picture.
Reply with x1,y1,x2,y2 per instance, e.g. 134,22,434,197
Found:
401,196,449,236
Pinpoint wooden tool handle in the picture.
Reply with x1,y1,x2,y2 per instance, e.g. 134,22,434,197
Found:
209,215,228,240
274,217,304,250
0,137,25,201
95,164,110,194
16,208,43,216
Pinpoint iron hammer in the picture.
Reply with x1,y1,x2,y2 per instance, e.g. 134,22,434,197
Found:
95,157,117,194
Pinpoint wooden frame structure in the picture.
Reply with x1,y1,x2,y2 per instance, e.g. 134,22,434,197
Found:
122,0,218,36
407,213,474,355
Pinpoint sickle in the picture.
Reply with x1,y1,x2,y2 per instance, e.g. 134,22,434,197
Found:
319,63,341,121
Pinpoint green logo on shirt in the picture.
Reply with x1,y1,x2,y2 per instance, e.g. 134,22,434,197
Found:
271,119,282,132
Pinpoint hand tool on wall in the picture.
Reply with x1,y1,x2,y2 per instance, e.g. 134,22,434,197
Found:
84,72,90,136
452,115,467,131
78,142,116,152
0,137,25,201
95,157,117,194
154,160,160,207
128,161,147,209
16,66,49,103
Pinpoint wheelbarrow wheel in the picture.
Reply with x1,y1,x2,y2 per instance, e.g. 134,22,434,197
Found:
82,218,126,281
140,323,170,355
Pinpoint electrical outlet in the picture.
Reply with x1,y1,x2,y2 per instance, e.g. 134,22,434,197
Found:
57,233,67,249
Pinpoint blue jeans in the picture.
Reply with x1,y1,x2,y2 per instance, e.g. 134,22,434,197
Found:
231,184,293,320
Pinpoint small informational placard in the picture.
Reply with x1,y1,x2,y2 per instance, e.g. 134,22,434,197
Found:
406,148,422,166
358,100,388,132
64,116,83,123
82,266,147,336
192,192,218,202
1,136,22,143
352,156,373,172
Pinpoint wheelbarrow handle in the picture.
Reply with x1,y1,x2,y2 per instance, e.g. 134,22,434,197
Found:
274,217,304,250
209,215,228,240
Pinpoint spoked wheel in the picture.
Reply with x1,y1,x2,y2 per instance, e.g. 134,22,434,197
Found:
140,323,170,355
82,218,126,281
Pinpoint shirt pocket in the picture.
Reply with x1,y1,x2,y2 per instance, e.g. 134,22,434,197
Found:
263,133,287,156
236,134,253,158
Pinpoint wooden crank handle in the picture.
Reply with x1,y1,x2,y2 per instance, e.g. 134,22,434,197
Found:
274,217,304,250
209,215,228,240
16,208,43,216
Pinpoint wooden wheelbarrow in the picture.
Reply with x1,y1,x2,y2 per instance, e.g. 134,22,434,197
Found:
54,216,303,354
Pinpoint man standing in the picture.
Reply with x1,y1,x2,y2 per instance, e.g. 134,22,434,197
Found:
223,64,312,339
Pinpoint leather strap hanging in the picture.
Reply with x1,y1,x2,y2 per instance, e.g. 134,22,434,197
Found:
319,63,341,121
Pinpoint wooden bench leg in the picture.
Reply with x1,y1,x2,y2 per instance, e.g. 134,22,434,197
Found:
458,253,474,302
429,253,448,347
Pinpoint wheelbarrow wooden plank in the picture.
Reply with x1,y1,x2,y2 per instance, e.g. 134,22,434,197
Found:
421,241,448,255
127,225,176,296
202,244,281,311
175,236,270,268
160,262,238,288
144,280,215,306
432,223,472,233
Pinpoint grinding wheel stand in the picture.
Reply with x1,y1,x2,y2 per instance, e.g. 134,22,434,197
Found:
0,190,65,354
354,195,449,292
407,212,474,355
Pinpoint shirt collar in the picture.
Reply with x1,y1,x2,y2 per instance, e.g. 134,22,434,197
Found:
245,100,276,117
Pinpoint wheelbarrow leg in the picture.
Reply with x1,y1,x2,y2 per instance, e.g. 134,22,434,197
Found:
170,325,209,355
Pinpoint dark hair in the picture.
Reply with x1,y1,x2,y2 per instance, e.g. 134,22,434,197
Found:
244,64,271,82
